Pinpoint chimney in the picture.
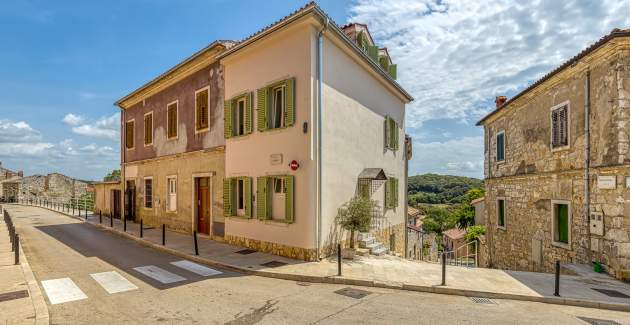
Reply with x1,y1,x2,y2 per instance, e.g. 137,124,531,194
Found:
495,96,508,108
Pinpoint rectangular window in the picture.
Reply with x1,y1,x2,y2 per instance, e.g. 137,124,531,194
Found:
195,88,209,132
270,85,286,129
552,201,570,246
551,104,569,149
497,199,506,228
385,116,399,150
144,112,153,146
224,177,252,218
236,178,245,216
236,97,246,136
144,178,153,208
125,120,134,149
256,175,294,223
167,101,178,139
496,131,505,162
225,93,252,138
167,177,176,212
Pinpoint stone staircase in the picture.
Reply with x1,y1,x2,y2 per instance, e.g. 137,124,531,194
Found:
358,232,388,256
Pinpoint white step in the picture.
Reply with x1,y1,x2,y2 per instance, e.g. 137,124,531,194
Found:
372,247,388,256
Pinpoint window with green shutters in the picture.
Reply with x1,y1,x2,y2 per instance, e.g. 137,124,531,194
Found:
224,93,253,138
257,78,295,132
385,177,398,209
384,116,399,151
256,175,294,223
223,177,252,218
496,131,505,162
497,199,506,228
553,201,570,246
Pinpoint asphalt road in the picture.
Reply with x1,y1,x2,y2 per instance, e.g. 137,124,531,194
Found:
6,205,630,325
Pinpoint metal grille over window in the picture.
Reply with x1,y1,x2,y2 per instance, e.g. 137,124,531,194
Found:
145,179,152,208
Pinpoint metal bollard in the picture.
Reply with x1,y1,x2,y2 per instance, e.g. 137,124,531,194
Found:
162,224,166,246
140,219,143,238
72,205,75,215
554,260,560,297
99,211,102,224
337,243,342,276
14,234,19,265
123,217,126,232
194,231,199,255
441,251,447,286
110,214,113,227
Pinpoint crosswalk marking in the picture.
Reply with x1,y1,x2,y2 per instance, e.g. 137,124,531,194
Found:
41,278,87,305
133,265,186,284
171,260,223,277
90,271,138,294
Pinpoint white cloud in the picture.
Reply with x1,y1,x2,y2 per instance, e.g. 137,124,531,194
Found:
65,112,120,141
410,136,484,178
0,119,42,143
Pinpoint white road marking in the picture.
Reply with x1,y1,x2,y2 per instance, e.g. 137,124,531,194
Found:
90,271,138,294
133,265,186,284
41,278,88,304
170,260,223,277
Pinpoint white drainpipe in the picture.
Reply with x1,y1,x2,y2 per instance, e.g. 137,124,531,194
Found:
316,18,329,260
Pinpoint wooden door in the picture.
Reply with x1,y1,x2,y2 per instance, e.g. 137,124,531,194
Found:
197,178,210,235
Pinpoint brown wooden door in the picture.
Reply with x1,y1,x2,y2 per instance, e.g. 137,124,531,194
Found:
197,178,210,235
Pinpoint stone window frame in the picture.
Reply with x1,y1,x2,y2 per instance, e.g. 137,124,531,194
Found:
495,130,506,164
550,101,570,152
143,176,153,209
194,86,210,134
496,197,507,230
143,111,153,147
551,199,572,250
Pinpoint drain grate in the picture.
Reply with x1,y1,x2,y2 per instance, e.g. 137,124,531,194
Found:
296,282,312,287
260,261,288,268
334,287,372,299
235,249,257,255
591,288,630,299
469,297,496,304
0,290,29,302
577,316,621,325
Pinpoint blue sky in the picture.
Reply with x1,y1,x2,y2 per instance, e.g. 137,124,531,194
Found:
1,0,629,181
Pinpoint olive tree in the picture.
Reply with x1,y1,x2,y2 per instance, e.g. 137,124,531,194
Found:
336,196,377,249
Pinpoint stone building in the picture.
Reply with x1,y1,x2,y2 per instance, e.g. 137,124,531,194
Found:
112,2,411,260
477,29,630,279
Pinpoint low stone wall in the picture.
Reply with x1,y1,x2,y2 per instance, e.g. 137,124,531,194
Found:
372,222,405,256
226,234,318,261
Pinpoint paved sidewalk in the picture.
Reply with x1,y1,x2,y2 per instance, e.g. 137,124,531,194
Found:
0,209,49,325
13,203,630,311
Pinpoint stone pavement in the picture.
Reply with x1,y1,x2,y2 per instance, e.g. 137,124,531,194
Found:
0,208,49,325
14,203,630,312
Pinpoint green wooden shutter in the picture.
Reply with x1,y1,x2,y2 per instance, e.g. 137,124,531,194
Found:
388,64,397,79
245,92,253,134
368,45,379,62
385,178,392,209
557,204,569,243
392,178,399,208
256,176,269,220
384,117,391,150
224,99,233,138
285,78,295,127
393,119,399,150
284,175,294,223
223,178,234,217
244,177,252,218
257,88,268,132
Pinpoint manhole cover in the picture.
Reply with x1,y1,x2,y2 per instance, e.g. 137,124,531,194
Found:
0,290,29,302
260,261,288,268
470,297,496,304
236,249,257,255
296,282,312,286
577,316,621,325
334,287,372,299
591,288,630,298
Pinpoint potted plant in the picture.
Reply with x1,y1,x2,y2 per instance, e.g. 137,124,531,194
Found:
336,196,377,259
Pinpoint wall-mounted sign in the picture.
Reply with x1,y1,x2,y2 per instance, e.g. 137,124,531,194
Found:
597,175,616,189
626,176,630,189
289,160,300,171
270,154,283,165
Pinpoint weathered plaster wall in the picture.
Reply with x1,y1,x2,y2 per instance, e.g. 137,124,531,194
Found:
93,182,121,216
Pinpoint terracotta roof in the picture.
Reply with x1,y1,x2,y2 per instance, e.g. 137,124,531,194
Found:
408,206,421,217
358,168,387,180
470,197,485,205
443,228,467,240
477,28,630,126
407,224,422,232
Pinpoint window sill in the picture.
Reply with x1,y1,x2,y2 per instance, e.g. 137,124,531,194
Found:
495,160,506,165
263,218,293,226
226,215,253,221
497,225,506,231
552,241,571,250
195,128,210,135
229,133,252,140
551,146,570,153
143,143,153,147
260,125,293,134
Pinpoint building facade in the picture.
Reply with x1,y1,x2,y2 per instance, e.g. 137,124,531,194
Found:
112,3,411,260
477,29,630,279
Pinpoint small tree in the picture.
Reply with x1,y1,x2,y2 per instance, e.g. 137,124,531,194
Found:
103,169,121,182
336,196,377,249
464,225,486,242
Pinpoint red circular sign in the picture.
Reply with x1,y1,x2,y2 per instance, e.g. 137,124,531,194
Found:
289,160,300,171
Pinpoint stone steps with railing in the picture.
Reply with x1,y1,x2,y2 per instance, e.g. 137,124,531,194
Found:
358,232,389,256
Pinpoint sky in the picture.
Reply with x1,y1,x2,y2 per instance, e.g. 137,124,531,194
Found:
0,0,629,181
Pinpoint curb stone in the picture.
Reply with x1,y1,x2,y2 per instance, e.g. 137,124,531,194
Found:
13,204,630,313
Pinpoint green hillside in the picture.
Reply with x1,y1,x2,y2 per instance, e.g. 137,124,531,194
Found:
408,173,483,205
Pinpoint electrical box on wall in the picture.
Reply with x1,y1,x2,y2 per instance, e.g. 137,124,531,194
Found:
590,212,604,236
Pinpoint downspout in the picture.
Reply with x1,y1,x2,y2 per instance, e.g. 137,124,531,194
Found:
404,135,410,258
584,69,591,262
120,107,125,221
316,17,329,260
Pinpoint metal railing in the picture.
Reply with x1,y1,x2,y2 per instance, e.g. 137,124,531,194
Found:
1,194,95,217
441,240,478,267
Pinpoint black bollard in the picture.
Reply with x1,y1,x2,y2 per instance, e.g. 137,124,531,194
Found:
72,205,75,215
162,224,165,246
194,231,199,255
441,251,447,286
123,217,126,232
337,243,342,276
140,219,143,238
554,260,560,297
14,234,19,265
110,214,113,227
99,211,102,224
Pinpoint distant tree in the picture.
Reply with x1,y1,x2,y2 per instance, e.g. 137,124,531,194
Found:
336,196,377,249
103,169,121,182
450,188,485,229
422,206,455,236
407,173,483,205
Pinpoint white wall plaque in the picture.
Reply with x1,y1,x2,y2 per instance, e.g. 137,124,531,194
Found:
626,176,630,188
597,175,616,189
270,154,283,165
